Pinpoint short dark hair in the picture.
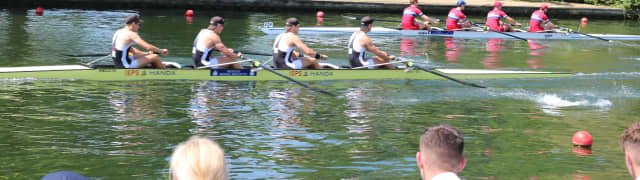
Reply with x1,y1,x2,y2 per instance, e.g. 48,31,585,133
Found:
285,17,300,27
410,0,419,4
210,16,224,27
125,14,143,25
360,16,374,30
419,124,464,171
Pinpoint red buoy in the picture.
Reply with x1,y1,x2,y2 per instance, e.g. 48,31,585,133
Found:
316,11,324,18
185,9,194,17
35,7,44,16
572,131,593,147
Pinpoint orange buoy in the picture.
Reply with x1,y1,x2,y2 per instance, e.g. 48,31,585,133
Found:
35,7,44,15
185,9,194,17
316,11,324,18
572,131,593,147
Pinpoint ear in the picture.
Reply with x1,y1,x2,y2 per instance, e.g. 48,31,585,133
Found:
457,156,466,172
416,152,423,169
627,151,636,178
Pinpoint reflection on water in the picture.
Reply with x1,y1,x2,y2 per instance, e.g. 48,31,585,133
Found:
2,8,640,180
483,39,504,69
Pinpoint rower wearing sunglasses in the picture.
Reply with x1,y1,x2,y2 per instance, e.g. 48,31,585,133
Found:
111,14,167,68
272,17,328,69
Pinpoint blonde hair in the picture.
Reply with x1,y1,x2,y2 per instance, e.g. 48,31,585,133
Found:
170,136,227,180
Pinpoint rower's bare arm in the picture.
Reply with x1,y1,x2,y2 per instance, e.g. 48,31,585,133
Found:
130,33,166,54
363,38,392,61
292,36,320,59
421,15,438,25
506,17,518,25
215,42,240,58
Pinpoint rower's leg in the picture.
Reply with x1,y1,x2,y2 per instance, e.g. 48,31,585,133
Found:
215,56,243,69
373,56,394,69
135,54,165,68
505,24,514,32
420,23,431,30
301,57,322,69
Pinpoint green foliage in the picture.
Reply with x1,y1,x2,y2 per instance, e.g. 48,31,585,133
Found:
583,0,640,19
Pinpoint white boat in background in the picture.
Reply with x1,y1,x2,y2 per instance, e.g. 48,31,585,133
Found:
260,27,640,40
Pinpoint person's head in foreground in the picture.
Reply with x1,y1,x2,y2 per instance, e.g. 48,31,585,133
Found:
170,136,227,180
621,122,640,179
417,124,466,180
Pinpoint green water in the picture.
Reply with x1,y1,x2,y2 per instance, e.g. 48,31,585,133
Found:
1,8,640,179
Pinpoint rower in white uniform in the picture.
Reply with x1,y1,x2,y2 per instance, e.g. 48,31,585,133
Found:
111,14,167,68
348,16,396,69
272,17,328,69
192,16,243,69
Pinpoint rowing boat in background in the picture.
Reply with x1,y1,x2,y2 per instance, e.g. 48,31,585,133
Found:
260,27,640,40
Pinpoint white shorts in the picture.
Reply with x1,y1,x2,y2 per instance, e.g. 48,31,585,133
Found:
286,59,303,69
361,58,375,69
201,57,219,69
123,55,138,68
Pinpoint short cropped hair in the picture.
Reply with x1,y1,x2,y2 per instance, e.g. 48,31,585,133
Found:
170,136,227,180
410,0,419,4
419,124,464,171
622,122,640,164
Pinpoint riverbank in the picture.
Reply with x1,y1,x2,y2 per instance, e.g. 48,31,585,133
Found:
2,0,624,19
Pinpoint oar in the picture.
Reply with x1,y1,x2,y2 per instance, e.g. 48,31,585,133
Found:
487,27,529,42
63,53,109,57
196,59,255,69
563,27,612,42
399,57,486,88
342,15,402,23
253,62,336,97
85,55,111,66
351,59,408,69
240,50,272,56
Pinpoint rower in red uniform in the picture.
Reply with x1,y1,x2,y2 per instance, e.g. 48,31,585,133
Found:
446,0,471,31
486,1,520,32
529,4,556,32
402,0,439,30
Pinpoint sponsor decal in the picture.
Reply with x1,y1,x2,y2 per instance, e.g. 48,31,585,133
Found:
125,70,176,76
289,70,333,77
210,69,257,76
99,69,116,72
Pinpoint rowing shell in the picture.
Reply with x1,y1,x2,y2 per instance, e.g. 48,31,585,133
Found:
0,65,572,81
260,27,640,40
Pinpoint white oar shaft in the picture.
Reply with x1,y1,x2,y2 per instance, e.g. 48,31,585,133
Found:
351,59,408,69
86,55,111,66
197,59,253,69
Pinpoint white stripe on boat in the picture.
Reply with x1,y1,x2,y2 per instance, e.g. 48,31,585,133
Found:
0,65,92,73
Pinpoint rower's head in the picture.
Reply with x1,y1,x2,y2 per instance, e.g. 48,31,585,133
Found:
457,0,466,9
284,17,300,33
416,124,465,180
210,16,225,33
540,3,549,12
360,16,374,31
410,0,418,6
494,1,503,10
621,122,640,179
125,14,143,32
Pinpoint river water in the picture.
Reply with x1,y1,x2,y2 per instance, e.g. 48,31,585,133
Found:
1,8,640,179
